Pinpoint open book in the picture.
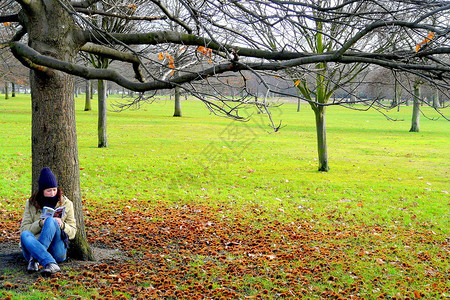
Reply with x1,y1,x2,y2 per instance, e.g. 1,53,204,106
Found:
41,206,65,219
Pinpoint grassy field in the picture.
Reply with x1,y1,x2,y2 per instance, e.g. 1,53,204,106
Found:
0,94,448,299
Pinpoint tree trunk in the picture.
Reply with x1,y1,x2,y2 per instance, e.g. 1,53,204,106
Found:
173,86,182,117
314,106,329,171
312,25,329,172
98,79,108,147
350,94,356,106
90,81,94,99
432,88,439,108
23,0,94,261
5,82,8,99
391,78,398,108
409,84,421,132
11,82,15,97
297,98,301,112
30,70,94,260
84,80,92,111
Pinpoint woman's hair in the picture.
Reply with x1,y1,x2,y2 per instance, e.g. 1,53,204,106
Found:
29,188,63,209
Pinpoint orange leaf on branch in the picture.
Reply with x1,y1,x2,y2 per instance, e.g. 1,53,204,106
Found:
197,46,213,61
165,53,173,61
415,32,434,52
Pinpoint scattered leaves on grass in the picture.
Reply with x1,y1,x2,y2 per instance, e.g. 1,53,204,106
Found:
0,203,447,299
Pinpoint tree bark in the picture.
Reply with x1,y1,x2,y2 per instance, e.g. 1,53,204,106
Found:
90,82,94,99
11,82,15,97
392,78,399,110
409,83,421,132
173,86,182,117
84,80,92,111
98,79,108,147
5,82,8,99
314,106,329,171
432,88,439,108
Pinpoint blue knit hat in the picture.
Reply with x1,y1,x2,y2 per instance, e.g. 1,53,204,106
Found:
38,167,58,191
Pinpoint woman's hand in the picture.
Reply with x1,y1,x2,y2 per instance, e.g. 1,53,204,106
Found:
41,217,64,228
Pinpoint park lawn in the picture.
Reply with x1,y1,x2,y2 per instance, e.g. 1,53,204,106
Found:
0,94,448,299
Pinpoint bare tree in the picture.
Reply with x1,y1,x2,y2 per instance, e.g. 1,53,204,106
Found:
82,0,154,147
229,0,448,171
1,0,449,259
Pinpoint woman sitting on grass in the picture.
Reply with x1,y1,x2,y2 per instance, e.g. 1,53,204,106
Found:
20,167,77,276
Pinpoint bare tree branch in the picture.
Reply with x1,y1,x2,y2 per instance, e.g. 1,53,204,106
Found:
80,42,145,81
0,14,18,22
74,7,166,22
150,0,193,33
70,0,101,9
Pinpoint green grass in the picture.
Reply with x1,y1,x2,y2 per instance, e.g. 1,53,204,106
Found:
0,94,448,299
1,93,448,230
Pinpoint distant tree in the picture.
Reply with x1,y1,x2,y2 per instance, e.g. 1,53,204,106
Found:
83,0,154,147
97,78,108,147
85,80,92,111
246,1,398,171
432,88,440,109
173,86,182,117
410,80,422,132
4,82,8,99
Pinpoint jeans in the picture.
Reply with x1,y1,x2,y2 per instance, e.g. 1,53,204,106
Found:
20,217,67,267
